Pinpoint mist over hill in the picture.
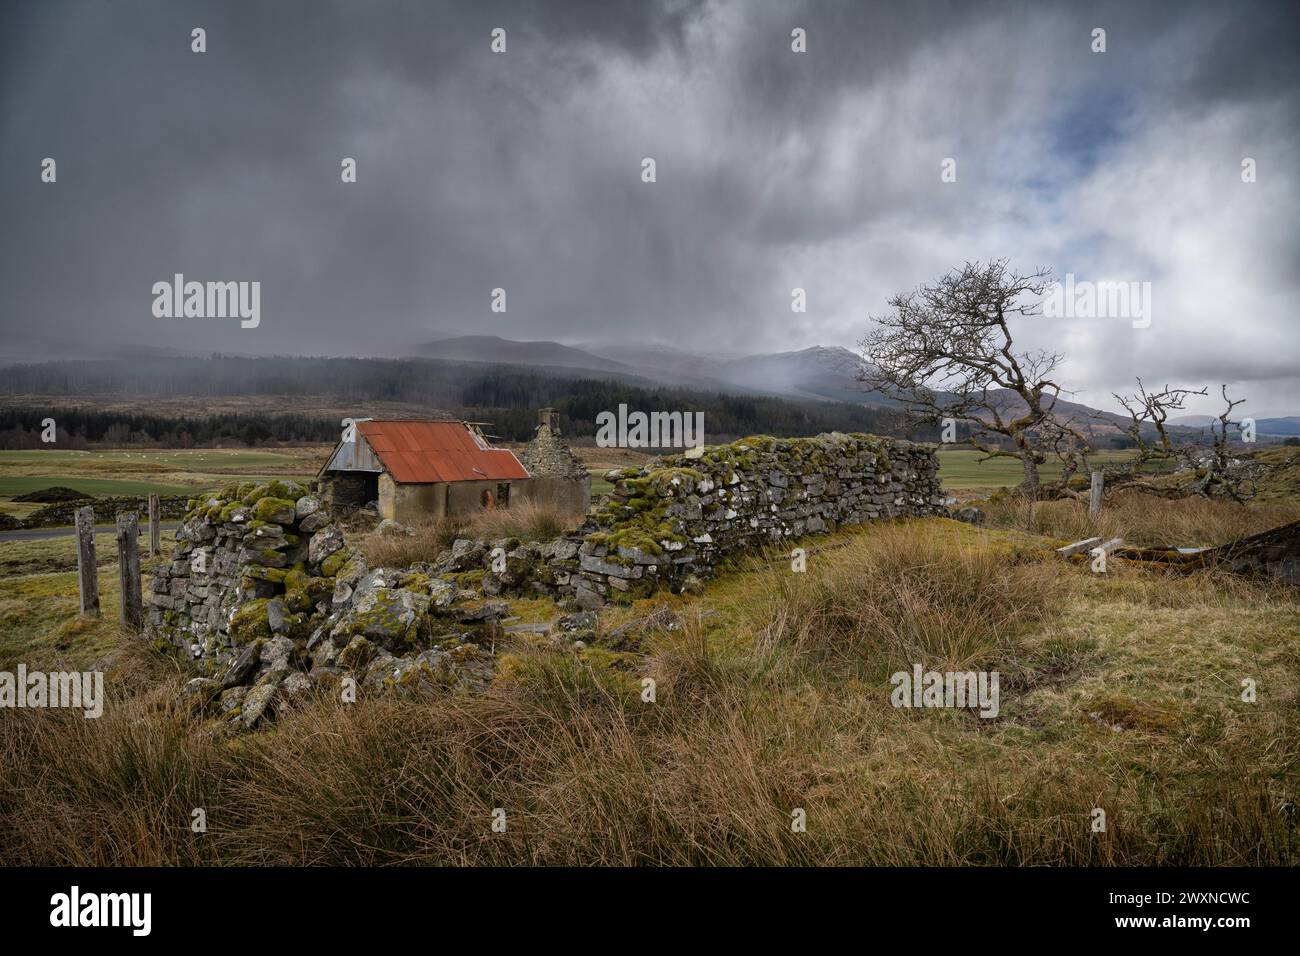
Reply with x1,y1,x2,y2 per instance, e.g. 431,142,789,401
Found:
0,354,906,445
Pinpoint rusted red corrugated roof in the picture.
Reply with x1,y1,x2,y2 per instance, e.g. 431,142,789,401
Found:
355,420,530,484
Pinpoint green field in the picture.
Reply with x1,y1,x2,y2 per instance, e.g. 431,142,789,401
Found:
0,475,199,498
937,447,1142,490
0,447,329,520
0,530,177,669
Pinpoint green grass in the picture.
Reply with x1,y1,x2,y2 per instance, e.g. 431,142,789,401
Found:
0,530,174,670
0,475,198,498
0,448,319,470
0,446,328,520
938,447,1141,490
589,469,613,498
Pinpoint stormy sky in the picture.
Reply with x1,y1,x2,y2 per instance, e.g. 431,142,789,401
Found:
2,0,1298,415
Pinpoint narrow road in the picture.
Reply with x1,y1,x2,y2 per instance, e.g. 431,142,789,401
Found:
0,521,182,542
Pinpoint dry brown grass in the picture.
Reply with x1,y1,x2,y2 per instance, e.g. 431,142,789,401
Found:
358,500,578,567
466,499,575,541
742,521,1060,677
356,519,464,567
981,490,1300,548
3,517,1297,866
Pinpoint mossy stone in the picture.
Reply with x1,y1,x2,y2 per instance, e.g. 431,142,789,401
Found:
229,599,272,643
320,547,352,578
252,496,297,524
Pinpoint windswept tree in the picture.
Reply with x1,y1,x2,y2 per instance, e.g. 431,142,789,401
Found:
858,259,1089,496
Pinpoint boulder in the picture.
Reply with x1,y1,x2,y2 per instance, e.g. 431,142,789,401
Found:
239,682,279,729
179,677,221,712
454,601,509,624
218,685,247,715
252,496,297,525
294,495,322,520
308,526,345,563
221,641,262,688
266,598,288,634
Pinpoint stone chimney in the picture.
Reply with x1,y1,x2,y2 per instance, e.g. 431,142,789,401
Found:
538,407,561,434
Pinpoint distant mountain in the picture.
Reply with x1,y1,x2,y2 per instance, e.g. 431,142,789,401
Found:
586,342,883,402
577,342,737,385
973,389,1132,436
420,335,884,404
715,346,879,403
1258,417,1300,436
1170,414,1300,436
408,333,1246,439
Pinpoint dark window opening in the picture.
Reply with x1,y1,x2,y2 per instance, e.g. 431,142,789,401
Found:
325,471,379,509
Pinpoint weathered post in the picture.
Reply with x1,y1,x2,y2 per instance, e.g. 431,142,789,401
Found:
116,511,143,631
74,505,100,617
148,493,161,556
1089,470,1104,518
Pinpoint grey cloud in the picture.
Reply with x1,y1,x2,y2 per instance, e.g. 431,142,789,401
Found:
0,0,1296,413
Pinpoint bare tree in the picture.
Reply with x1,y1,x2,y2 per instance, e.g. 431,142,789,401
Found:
1110,379,1256,501
858,259,1090,497
1194,386,1256,501
1114,379,1206,473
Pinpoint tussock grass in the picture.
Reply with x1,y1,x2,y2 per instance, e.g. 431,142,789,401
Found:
359,500,576,567
467,499,573,542
357,520,463,567
3,517,1298,866
741,521,1060,677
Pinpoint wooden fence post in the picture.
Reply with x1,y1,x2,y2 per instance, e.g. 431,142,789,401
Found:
148,493,161,556
74,505,100,617
1089,470,1104,518
116,511,143,631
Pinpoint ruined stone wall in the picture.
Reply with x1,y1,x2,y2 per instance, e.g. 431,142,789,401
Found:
147,480,339,657
19,494,190,529
482,432,944,607
148,479,499,731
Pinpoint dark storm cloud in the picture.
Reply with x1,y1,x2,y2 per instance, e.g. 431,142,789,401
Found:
1,0,1297,413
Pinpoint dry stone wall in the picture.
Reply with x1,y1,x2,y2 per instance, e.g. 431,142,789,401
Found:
480,432,944,607
19,494,189,529
148,480,498,731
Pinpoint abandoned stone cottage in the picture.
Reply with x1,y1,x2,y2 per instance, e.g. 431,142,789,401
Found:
318,410,590,522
